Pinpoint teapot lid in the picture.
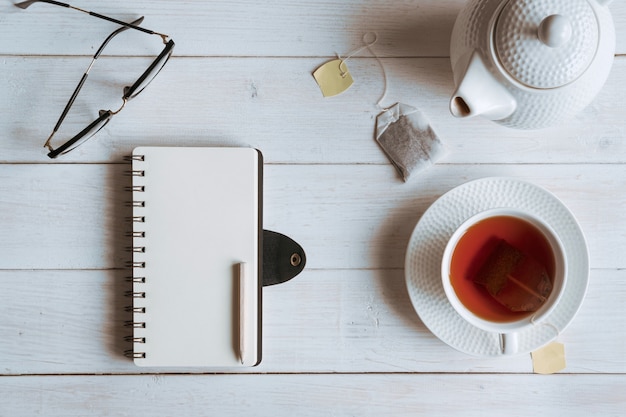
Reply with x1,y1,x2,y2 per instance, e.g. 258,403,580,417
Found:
494,0,599,89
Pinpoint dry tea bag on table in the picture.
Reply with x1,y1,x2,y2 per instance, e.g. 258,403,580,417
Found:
312,35,447,181
375,103,446,181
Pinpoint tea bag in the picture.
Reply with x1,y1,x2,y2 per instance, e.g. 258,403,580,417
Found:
375,103,446,181
473,239,553,312
312,35,447,181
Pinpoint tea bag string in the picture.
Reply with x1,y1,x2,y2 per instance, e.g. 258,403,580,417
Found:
337,32,389,111
530,315,560,339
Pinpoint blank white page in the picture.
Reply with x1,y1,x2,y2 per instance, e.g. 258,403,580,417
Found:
131,147,261,367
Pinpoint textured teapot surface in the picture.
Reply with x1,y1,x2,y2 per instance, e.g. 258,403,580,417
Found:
449,0,615,129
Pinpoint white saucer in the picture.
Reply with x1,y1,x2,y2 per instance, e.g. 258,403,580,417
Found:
405,177,589,356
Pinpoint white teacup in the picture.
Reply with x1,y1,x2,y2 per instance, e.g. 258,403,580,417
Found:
441,208,567,355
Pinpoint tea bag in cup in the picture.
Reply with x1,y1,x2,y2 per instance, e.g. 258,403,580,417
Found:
375,103,446,181
473,239,553,312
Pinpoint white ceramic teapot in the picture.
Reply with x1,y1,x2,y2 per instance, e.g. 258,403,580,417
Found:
449,0,615,129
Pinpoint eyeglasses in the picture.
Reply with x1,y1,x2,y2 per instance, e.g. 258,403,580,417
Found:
16,0,175,159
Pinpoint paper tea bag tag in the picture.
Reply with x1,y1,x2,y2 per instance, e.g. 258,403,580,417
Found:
532,342,566,374
313,59,354,97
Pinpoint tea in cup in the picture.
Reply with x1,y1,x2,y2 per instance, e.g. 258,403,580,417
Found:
441,208,567,354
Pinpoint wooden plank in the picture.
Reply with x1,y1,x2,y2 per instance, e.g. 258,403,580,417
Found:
1,1,623,413
1,163,625,270
0,268,623,375
1,0,625,57
0,373,623,416
0,164,129,270
1,56,625,164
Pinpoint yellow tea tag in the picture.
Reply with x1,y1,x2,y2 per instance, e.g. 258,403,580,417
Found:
532,342,566,374
312,59,354,97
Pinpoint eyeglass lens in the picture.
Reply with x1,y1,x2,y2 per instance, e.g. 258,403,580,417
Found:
124,39,174,100
48,110,112,158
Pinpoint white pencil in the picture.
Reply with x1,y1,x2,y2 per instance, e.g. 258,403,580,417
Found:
239,262,247,365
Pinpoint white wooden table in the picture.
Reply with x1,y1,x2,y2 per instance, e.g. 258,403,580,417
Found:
1,1,625,415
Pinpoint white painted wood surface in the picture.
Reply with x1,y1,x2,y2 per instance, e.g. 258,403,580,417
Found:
1,0,625,415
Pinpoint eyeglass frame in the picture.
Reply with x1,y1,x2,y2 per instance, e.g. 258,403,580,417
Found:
16,0,175,159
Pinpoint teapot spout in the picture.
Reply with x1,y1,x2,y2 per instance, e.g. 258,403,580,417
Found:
450,50,517,120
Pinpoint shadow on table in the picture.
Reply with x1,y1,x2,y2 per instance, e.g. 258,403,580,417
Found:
344,3,460,98
345,2,459,57
371,186,444,335
103,161,136,361
368,167,484,347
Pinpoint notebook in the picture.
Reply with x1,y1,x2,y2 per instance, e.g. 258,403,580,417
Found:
129,147,262,367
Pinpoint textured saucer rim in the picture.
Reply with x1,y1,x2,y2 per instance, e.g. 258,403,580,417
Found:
404,177,590,356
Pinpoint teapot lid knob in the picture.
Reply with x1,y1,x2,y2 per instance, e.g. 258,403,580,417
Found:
538,15,573,48
494,0,599,89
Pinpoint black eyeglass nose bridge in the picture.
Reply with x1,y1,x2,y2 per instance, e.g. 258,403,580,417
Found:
123,39,175,100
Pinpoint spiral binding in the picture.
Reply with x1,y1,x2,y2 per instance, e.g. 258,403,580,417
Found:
125,290,146,298
125,351,146,359
124,320,146,328
125,336,146,343
125,185,145,192
125,152,147,360
123,155,145,162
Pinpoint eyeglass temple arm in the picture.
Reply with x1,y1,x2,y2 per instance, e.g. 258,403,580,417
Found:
45,16,144,145
48,72,87,138
15,0,168,39
15,0,67,10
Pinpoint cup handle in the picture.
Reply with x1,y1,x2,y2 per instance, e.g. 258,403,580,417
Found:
500,332,519,355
